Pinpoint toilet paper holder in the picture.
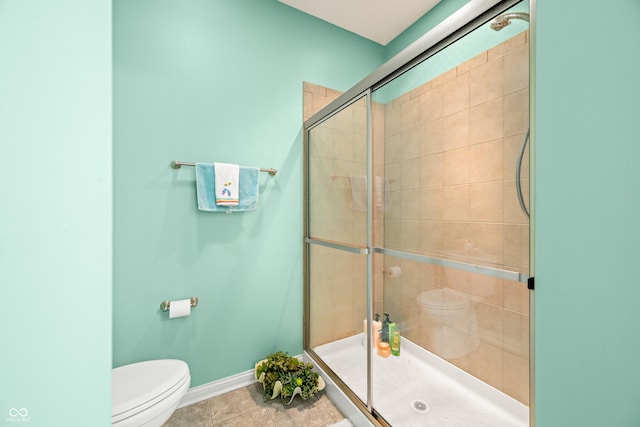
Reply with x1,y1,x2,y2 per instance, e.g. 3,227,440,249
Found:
160,297,199,312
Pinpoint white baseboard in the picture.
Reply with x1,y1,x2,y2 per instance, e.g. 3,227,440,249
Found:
178,354,303,409
178,369,257,408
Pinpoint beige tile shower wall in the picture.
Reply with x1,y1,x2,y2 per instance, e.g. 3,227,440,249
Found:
308,245,367,346
383,32,530,405
304,83,386,347
303,82,342,122
307,89,367,247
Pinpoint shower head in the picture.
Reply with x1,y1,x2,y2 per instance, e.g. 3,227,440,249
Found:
489,12,530,31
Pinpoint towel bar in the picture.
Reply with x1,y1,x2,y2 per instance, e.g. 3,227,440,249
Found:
160,297,199,312
171,160,277,176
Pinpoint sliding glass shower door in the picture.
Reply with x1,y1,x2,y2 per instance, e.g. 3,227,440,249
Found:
304,1,531,425
305,95,371,405
371,8,531,416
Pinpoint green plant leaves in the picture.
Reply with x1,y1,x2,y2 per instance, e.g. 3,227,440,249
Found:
255,352,321,403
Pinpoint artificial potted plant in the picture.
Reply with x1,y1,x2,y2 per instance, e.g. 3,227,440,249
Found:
255,351,325,405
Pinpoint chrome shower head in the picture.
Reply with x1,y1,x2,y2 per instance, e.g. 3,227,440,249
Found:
490,12,530,31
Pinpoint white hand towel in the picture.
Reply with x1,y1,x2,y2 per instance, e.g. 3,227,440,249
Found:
214,162,240,206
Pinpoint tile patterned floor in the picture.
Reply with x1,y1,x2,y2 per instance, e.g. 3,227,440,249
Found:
163,383,347,427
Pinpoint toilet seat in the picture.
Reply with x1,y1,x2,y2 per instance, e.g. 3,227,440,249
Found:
112,359,190,425
418,289,469,310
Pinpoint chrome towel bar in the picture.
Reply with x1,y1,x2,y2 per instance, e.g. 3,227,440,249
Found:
171,160,277,176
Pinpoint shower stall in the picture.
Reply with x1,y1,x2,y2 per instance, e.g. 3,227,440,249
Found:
303,0,532,426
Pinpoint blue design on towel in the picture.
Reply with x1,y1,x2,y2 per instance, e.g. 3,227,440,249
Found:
195,163,259,212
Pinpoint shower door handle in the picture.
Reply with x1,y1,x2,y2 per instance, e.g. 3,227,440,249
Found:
516,128,530,219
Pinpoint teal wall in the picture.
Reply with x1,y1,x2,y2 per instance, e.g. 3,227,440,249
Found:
535,1,640,426
112,0,384,387
0,0,112,426
6,0,639,425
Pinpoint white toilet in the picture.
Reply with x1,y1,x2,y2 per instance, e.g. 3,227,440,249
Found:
417,288,478,359
112,359,190,427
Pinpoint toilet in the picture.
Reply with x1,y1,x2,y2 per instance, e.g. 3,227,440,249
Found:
417,288,478,359
112,359,190,427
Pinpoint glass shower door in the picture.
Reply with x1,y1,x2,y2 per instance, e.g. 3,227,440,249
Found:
305,95,372,407
370,9,530,425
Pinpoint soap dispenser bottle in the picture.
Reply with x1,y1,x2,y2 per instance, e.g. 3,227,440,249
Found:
381,313,391,343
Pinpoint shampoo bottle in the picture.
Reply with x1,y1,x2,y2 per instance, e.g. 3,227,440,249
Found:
389,323,401,356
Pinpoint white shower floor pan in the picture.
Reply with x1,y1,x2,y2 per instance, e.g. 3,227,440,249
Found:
314,334,528,427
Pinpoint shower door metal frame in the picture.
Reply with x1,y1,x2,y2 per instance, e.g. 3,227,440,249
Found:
527,1,537,425
303,0,534,424
303,91,379,424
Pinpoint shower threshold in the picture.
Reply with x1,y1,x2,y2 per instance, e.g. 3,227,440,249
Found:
314,334,528,427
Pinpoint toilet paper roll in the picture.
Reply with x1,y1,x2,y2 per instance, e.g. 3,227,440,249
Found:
169,299,191,319
384,266,402,279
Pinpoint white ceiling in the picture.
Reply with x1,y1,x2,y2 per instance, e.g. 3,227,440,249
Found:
278,0,442,46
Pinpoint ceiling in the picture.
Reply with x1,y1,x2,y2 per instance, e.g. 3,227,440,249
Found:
278,0,442,46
